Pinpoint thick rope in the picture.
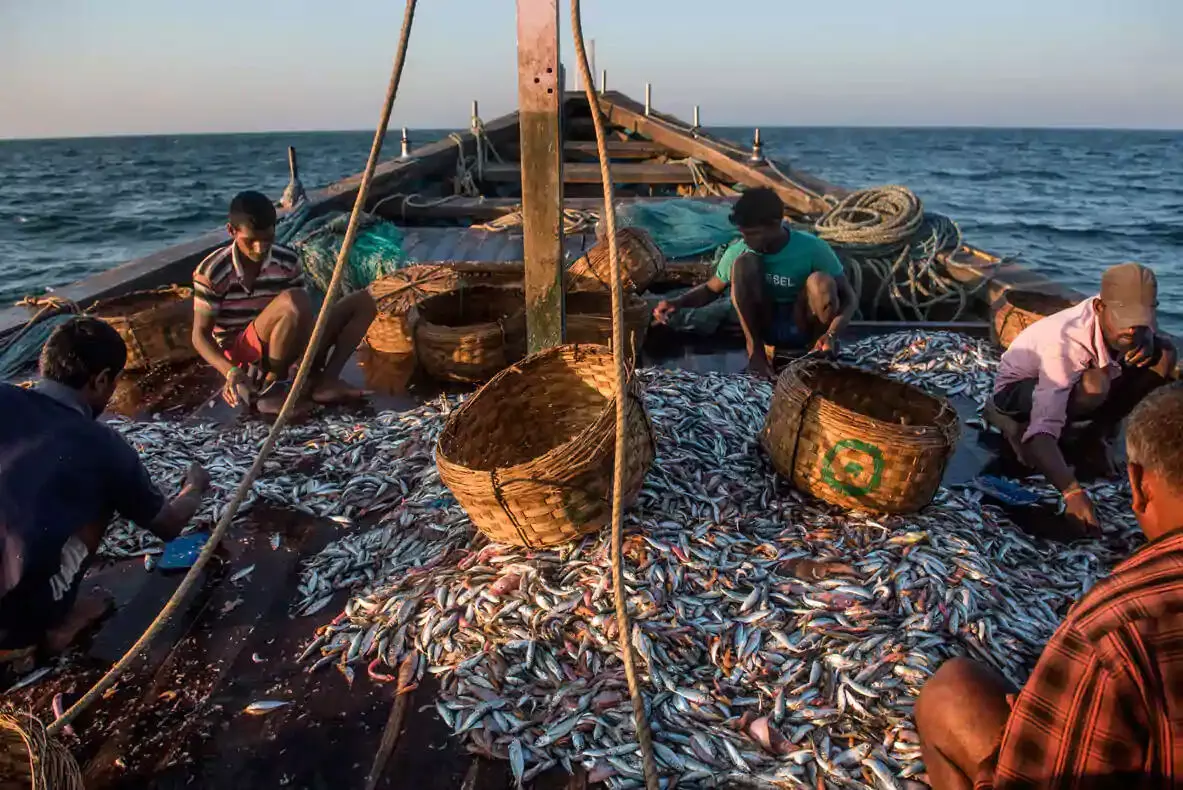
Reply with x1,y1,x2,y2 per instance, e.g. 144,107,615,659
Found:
571,3,659,789
47,0,418,736
813,186,984,322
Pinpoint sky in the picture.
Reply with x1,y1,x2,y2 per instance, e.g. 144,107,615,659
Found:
2,0,1181,139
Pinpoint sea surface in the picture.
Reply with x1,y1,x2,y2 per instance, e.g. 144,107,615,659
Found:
1,127,1180,332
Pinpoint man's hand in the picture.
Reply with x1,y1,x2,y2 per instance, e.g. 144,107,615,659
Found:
653,300,678,325
185,462,210,494
1063,487,1101,537
812,331,839,358
1124,332,1157,367
222,366,256,408
746,354,775,381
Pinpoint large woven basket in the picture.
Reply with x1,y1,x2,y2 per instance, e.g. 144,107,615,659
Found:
761,360,959,514
367,265,467,354
436,344,655,548
564,292,651,361
410,285,526,383
0,709,83,790
568,227,665,294
992,289,1080,350
88,285,195,371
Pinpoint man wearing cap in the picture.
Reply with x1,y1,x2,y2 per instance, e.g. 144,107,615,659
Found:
986,263,1176,535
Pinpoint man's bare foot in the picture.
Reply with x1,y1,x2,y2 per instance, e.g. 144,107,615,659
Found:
44,590,115,654
254,383,312,418
311,378,369,405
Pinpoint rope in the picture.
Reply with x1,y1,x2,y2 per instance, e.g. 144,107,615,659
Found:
813,186,987,322
571,3,659,789
46,0,419,736
472,206,598,235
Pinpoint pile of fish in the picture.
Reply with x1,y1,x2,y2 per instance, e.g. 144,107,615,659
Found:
840,330,1000,413
97,331,1139,788
292,365,1140,789
100,398,455,559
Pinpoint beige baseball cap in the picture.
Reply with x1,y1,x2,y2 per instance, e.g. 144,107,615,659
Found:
1100,262,1158,331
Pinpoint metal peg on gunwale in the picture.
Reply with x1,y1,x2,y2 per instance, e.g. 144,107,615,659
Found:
645,83,652,115
400,128,410,158
693,105,700,129
600,69,607,95
751,127,763,162
471,100,479,126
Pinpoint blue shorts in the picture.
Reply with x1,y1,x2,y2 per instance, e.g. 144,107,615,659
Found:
768,314,809,349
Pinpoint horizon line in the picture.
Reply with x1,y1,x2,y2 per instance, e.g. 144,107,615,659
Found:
3,121,1181,143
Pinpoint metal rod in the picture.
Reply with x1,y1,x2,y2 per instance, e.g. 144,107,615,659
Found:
471,100,479,124
751,127,763,161
400,127,410,158
644,83,651,115
693,105,700,128
600,69,607,95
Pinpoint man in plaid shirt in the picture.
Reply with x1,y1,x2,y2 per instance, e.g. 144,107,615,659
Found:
916,382,1183,789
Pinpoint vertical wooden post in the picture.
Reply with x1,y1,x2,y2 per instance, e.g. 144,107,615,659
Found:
517,0,565,352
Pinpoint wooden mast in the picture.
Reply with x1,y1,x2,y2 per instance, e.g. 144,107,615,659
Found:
516,0,565,352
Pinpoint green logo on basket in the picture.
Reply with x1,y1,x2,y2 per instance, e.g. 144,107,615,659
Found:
820,438,884,497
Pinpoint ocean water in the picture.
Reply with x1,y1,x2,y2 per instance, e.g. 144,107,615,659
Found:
1,127,1180,332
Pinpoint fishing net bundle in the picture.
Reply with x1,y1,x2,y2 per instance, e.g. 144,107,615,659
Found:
277,204,415,297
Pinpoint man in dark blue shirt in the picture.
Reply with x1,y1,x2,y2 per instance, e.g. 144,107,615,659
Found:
0,317,209,655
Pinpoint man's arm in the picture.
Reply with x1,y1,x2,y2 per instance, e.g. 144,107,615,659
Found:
652,277,727,323
148,463,210,541
826,274,857,338
107,436,209,543
191,309,234,379
988,625,1146,789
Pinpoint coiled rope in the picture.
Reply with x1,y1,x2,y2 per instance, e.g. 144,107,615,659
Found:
46,0,419,737
813,185,984,321
571,2,660,789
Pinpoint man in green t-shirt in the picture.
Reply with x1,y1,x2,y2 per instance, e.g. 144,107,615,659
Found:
653,188,857,379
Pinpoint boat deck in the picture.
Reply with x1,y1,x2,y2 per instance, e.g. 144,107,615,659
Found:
1,329,1056,790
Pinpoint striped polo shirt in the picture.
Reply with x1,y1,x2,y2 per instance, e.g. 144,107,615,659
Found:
192,242,304,344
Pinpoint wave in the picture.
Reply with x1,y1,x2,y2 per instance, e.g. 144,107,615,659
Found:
967,219,1183,244
930,168,1069,182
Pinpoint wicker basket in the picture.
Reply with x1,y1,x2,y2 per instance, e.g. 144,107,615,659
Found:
992,289,1080,350
436,344,655,548
0,709,82,790
564,292,651,361
761,360,959,514
568,227,665,294
88,286,195,371
367,265,467,354
409,285,527,383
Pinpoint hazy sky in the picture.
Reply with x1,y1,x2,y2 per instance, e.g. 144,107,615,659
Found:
2,0,1181,138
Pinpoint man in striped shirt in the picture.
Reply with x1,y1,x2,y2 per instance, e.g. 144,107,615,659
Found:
915,382,1183,789
191,191,376,414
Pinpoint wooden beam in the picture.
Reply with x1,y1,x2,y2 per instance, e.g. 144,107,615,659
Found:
500,140,666,159
372,195,736,222
482,161,704,184
594,92,832,216
564,140,665,158
517,0,565,352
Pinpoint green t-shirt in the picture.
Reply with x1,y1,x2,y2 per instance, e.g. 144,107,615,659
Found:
714,229,844,304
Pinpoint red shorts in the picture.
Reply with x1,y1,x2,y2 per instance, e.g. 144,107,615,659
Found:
221,323,265,367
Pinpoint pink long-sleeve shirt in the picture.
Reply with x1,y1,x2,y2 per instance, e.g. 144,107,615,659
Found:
994,297,1121,442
